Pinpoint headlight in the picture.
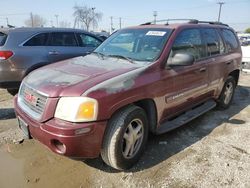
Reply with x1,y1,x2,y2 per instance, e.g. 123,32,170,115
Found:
54,97,98,122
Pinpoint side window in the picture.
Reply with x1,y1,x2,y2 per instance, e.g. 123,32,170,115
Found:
49,32,78,47
221,29,239,52
202,28,225,56
23,33,49,46
77,33,101,47
170,29,205,61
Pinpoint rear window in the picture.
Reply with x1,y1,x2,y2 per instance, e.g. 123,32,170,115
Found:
48,32,78,47
23,33,49,46
0,32,7,46
221,29,239,52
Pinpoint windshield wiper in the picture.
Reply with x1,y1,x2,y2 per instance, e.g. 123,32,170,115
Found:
92,51,105,59
107,54,135,64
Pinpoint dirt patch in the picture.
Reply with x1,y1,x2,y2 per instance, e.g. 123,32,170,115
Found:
0,74,250,188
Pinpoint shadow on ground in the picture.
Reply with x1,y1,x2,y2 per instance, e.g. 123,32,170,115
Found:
0,108,16,120
84,85,250,172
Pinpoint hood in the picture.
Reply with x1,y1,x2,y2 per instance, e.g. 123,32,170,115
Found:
24,54,145,97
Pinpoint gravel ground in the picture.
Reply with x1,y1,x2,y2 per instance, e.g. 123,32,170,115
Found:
0,74,250,188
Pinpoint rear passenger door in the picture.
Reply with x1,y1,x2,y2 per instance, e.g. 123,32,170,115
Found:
201,28,227,96
166,28,209,115
47,32,82,62
20,33,49,68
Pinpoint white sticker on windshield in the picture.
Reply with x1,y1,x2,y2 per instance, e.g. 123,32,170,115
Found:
146,31,166,36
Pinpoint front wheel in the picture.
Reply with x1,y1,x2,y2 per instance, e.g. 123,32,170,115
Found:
101,105,148,170
217,76,236,109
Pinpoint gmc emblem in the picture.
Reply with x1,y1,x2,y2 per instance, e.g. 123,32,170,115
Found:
24,92,37,106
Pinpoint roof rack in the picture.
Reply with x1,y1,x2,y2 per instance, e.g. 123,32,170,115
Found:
189,20,229,27
140,19,229,27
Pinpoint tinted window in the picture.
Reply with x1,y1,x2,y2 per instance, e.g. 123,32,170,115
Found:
23,33,49,46
202,28,225,56
222,29,239,52
78,34,101,47
49,32,78,47
170,29,205,61
0,32,7,46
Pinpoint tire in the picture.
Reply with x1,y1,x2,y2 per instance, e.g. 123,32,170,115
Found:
101,105,148,170
217,76,236,109
7,88,19,96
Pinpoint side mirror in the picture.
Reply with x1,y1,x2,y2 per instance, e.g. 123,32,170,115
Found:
167,53,195,66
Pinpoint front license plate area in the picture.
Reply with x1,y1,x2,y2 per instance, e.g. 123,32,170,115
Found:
18,117,30,139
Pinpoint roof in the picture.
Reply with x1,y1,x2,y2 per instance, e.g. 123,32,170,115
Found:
3,27,92,34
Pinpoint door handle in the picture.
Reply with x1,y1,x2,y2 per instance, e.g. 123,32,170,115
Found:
49,51,59,55
199,67,207,72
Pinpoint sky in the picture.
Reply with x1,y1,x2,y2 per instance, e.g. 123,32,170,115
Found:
0,0,249,32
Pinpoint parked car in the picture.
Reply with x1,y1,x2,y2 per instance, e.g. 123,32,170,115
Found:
241,45,250,72
93,31,110,41
0,27,103,95
14,20,241,170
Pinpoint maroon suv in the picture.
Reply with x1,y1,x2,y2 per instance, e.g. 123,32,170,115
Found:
14,20,242,170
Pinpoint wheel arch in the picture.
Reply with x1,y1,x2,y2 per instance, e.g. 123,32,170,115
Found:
228,69,240,85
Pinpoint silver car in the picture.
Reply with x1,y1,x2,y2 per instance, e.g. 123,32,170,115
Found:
0,27,103,95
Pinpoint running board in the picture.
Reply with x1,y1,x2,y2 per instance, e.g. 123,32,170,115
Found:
156,100,217,135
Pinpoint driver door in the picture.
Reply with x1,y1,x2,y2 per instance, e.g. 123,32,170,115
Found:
165,28,210,116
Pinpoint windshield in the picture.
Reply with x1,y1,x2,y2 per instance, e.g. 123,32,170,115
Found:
95,28,172,62
0,32,7,46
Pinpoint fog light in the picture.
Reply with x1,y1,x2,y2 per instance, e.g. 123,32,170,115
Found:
75,127,91,135
52,139,66,154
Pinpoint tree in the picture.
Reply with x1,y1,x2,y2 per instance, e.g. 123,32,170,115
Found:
245,28,250,34
73,5,102,31
24,14,47,27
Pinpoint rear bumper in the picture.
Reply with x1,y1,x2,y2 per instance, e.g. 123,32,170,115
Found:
14,96,107,158
0,60,26,88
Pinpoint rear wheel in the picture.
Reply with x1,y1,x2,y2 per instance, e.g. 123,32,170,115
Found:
217,76,236,109
101,105,148,170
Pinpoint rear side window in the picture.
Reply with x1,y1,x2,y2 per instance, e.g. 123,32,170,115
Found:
170,29,205,61
77,33,101,47
221,29,239,52
23,33,49,46
0,32,7,46
49,32,78,47
202,28,225,56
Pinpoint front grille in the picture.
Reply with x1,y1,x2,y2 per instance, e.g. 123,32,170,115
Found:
18,83,48,120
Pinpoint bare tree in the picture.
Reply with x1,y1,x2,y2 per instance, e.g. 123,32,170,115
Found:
24,14,47,27
73,5,102,31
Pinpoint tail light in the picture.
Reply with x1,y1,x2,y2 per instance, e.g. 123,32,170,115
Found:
0,51,13,60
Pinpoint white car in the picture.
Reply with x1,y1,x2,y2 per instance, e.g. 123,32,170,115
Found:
241,45,250,73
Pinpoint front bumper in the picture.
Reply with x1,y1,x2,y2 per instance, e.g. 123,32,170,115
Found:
14,96,107,158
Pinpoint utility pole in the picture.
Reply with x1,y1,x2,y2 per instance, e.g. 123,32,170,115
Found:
30,12,34,27
92,7,96,31
55,14,59,27
217,2,225,22
110,16,114,33
153,11,157,24
119,17,122,29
